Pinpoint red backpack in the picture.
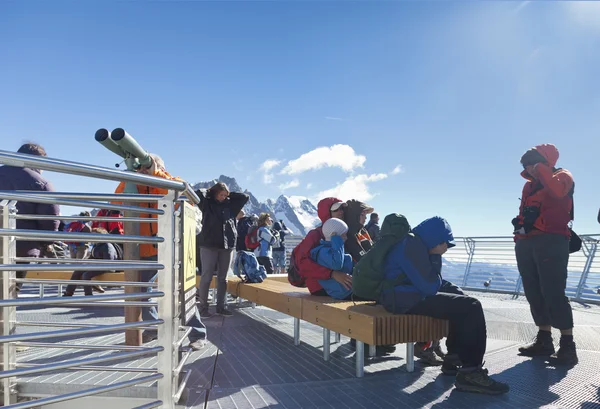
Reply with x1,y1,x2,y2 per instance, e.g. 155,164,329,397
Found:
245,226,261,250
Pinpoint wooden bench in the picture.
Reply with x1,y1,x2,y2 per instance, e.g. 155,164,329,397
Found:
227,278,449,377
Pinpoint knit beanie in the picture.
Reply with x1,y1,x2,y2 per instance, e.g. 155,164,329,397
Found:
322,218,349,241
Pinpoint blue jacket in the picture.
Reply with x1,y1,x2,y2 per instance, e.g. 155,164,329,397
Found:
254,226,278,258
310,236,354,275
379,217,454,314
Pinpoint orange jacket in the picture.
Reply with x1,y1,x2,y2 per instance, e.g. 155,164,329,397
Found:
114,168,183,258
516,144,573,239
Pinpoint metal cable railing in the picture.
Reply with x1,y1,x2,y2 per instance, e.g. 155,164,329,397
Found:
0,148,197,408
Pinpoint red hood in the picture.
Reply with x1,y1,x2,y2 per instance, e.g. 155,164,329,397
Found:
317,197,342,223
521,143,560,180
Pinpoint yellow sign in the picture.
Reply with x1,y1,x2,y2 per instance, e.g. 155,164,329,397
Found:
182,202,197,292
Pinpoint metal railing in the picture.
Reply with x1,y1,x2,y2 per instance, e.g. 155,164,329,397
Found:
0,149,199,408
285,234,600,304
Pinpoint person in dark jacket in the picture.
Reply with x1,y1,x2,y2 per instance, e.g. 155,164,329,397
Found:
272,220,292,274
513,144,577,366
64,228,121,296
236,214,257,251
196,182,249,317
0,143,60,290
344,199,374,262
365,213,381,242
380,216,509,395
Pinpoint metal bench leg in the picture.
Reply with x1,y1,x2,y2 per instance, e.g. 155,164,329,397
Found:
369,344,376,358
251,302,256,308
406,342,415,372
293,318,300,346
356,341,365,377
323,329,331,361
335,332,341,343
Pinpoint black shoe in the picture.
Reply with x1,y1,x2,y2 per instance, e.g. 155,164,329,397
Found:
415,343,444,366
518,331,555,357
142,332,158,343
551,341,578,366
455,368,510,395
441,353,461,376
216,308,233,317
199,308,213,318
350,339,395,356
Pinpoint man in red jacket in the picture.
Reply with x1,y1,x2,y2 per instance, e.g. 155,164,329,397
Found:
295,197,352,295
513,144,577,365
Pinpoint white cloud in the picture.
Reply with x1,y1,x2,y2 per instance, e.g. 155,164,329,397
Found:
259,159,282,185
281,145,366,175
279,179,300,191
259,159,282,172
306,183,313,189
391,165,404,175
566,2,600,31
315,173,388,203
325,116,344,121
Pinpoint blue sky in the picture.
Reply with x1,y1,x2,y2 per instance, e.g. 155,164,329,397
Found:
1,1,599,236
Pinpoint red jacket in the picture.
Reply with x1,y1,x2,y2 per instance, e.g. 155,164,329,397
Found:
516,144,573,239
92,209,124,235
294,197,343,294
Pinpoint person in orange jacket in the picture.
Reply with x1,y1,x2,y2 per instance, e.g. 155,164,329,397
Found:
115,154,206,350
512,144,577,365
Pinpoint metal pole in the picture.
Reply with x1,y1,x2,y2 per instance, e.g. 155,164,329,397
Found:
323,329,330,361
406,342,415,372
293,318,300,346
355,341,364,378
462,238,475,287
575,241,597,300
1,202,17,406
157,192,177,409
369,344,376,358
123,180,142,346
335,332,341,343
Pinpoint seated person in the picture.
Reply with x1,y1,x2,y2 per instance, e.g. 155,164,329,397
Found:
380,216,509,395
311,218,354,300
64,228,122,296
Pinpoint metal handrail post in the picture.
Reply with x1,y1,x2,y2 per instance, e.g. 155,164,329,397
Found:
124,179,143,346
1,202,17,405
461,238,475,287
575,240,597,300
157,191,177,409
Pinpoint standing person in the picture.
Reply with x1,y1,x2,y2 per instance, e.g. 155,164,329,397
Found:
272,220,293,274
513,144,577,365
236,213,257,252
115,154,207,350
254,213,279,275
365,213,381,242
196,183,249,317
0,143,60,291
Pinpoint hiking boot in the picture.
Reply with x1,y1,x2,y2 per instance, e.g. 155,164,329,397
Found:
415,343,444,366
189,339,207,351
441,353,461,376
142,332,158,344
63,292,73,297
350,339,395,356
433,340,446,359
455,368,510,395
551,341,578,366
199,308,213,318
216,307,233,317
518,331,555,357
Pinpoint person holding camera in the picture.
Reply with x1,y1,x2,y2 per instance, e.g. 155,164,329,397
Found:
272,219,292,274
196,183,249,317
512,144,577,365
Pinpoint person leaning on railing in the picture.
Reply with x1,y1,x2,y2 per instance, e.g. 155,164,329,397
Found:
114,154,207,351
0,143,60,291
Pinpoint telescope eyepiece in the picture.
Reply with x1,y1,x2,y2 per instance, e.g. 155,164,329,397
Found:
111,128,126,141
94,128,110,142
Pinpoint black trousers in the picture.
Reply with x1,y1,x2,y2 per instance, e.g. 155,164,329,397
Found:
515,234,573,330
407,291,486,368
257,256,274,275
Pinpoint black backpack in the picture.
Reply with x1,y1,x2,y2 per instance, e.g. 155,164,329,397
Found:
287,247,306,288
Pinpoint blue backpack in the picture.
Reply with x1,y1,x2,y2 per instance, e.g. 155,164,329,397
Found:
233,251,267,283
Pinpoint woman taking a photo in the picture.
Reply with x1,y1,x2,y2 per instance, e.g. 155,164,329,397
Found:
196,182,248,317
254,213,279,275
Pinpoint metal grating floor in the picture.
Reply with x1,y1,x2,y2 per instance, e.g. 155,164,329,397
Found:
13,290,600,408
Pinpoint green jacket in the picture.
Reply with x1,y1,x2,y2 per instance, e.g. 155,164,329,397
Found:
352,213,411,301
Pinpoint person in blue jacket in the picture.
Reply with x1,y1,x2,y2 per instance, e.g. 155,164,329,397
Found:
310,218,354,300
254,213,279,274
380,216,509,395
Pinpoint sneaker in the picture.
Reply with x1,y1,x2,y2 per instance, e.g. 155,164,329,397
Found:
441,353,461,376
142,332,158,343
415,343,444,366
455,368,510,395
550,341,578,366
199,308,213,318
189,339,206,351
63,292,73,297
518,331,555,357
216,308,233,317
92,285,105,293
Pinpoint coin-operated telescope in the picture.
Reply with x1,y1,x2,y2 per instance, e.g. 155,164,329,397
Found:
95,128,152,172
